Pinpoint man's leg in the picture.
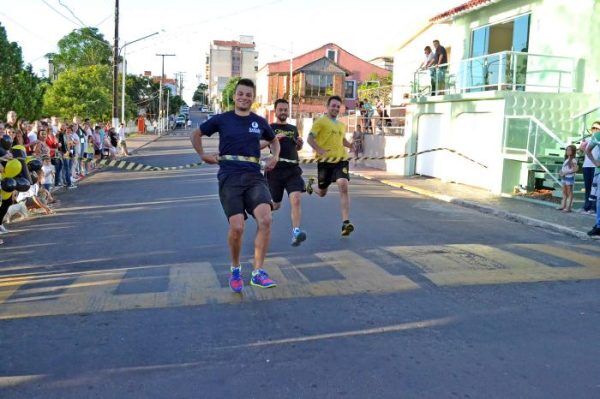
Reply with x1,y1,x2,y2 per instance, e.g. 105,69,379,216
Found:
290,191,302,228
337,178,350,222
227,214,245,267
253,203,272,270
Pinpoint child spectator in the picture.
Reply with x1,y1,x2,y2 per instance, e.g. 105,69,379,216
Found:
557,144,578,213
41,156,55,192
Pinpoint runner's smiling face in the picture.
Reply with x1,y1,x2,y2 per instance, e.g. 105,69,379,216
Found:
234,84,255,112
327,99,341,118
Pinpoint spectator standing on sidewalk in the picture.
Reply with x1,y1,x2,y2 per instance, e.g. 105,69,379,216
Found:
580,122,600,214
584,122,600,236
557,144,578,213
41,156,55,192
68,125,81,181
118,123,129,156
46,125,61,186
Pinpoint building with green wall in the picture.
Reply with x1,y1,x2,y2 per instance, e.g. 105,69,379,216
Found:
387,0,600,200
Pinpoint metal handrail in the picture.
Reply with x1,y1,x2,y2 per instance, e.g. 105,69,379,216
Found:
505,115,567,147
414,50,575,96
503,115,566,187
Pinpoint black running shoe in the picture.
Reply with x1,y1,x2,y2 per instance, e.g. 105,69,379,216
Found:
306,177,315,195
341,221,354,236
587,226,600,237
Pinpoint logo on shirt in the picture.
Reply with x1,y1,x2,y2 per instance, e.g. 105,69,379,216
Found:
249,121,261,134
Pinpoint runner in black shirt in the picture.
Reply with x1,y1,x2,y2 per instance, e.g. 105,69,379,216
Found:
263,99,307,246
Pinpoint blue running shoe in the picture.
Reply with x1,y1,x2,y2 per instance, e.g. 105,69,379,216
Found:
291,228,307,246
229,266,243,293
250,269,277,288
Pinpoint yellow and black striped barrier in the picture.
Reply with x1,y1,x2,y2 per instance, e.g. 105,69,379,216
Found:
15,147,488,173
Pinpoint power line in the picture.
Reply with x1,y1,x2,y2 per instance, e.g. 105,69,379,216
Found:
93,14,112,28
58,0,87,27
40,0,80,26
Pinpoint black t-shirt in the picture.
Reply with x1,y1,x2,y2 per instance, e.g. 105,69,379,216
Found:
270,123,299,169
435,45,448,65
200,111,275,179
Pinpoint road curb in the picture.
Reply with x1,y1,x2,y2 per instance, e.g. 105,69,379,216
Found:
351,171,592,241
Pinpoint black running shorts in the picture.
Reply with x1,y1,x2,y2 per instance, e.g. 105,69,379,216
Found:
317,161,350,189
218,172,273,219
266,166,305,203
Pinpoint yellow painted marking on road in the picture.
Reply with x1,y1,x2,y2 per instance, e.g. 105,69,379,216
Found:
385,244,600,287
311,250,419,295
167,262,223,305
513,244,600,268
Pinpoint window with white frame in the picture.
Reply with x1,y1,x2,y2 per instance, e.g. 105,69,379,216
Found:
326,49,337,62
344,80,356,99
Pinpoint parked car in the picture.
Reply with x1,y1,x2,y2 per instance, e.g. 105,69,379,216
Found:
201,106,209,112
175,116,186,128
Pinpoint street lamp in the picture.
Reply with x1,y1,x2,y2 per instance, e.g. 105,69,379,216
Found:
120,31,160,126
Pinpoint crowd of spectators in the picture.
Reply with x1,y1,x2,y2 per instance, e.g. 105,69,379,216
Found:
0,111,129,245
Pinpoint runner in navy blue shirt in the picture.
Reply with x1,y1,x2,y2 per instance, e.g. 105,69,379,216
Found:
191,78,281,292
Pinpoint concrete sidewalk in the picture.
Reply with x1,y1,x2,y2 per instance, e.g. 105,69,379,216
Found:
126,133,160,154
351,165,598,241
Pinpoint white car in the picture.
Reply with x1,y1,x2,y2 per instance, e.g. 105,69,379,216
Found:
201,106,209,112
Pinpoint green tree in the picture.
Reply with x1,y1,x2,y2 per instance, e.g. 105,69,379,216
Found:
168,94,186,115
47,27,112,73
221,77,240,111
0,23,45,119
192,83,208,104
125,74,160,120
43,65,112,121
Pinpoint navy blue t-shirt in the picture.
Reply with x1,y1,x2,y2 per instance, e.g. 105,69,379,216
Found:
200,111,275,179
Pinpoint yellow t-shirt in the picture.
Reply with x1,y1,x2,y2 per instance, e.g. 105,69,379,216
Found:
311,116,347,160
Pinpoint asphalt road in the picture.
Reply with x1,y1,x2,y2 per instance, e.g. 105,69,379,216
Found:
1,131,599,398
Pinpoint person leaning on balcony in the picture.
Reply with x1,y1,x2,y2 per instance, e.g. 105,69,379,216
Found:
433,40,448,95
584,122,600,237
420,46,437,94
579,121,600,214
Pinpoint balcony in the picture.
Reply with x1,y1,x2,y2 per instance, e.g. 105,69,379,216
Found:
412,51,576,98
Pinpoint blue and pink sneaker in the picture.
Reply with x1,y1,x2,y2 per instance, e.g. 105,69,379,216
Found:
229,266,243,293
250,269,277,288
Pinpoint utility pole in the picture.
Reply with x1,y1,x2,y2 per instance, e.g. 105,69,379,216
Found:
289,42,293,120
120,32,160,125
112,0,120,128
166,91,170,130
175,72,185,96
156,53,175,135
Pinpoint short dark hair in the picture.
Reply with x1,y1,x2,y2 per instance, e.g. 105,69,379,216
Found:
327,95,342,105
433,40,440,44
234,78,256,94
274,99,288,108
424,46,432,51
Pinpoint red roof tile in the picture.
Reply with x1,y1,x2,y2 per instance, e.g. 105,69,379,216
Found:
430,0,499,22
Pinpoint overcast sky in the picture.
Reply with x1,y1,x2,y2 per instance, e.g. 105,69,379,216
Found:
1,0,458,103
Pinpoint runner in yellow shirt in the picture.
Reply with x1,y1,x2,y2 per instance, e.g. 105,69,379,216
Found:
306,95,355,236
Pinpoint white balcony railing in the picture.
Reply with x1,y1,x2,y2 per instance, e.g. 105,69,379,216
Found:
413,51,575,97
